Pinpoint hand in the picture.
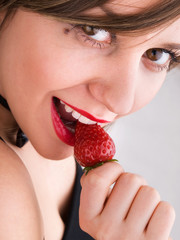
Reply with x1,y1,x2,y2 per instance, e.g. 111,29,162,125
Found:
79,162,175,240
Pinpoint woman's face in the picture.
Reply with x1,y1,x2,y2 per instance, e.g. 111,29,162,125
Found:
0,1,180,159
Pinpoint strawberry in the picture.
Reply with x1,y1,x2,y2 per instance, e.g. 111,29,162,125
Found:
74,121,116,173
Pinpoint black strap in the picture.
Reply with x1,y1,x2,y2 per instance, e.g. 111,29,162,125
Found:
0,95,11,111
0,95,8,143
16,128,28,148
0,136,5,142
62,163,94,240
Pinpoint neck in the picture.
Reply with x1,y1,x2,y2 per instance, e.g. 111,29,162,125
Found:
11,140,77,223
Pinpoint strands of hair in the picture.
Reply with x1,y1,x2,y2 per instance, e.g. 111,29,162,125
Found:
0,0,180,34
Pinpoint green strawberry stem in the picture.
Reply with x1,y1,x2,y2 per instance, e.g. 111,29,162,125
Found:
83,159,118,175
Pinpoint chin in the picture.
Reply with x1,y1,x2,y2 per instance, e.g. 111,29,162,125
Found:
40,147,74,160
30,139,74,160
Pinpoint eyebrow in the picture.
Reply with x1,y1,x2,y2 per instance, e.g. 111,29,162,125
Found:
161,43,180,50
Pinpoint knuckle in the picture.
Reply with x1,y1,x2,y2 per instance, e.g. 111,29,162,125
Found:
84,162,124,189
110,161,124,172
96,231,107,240
121,172,146,186
86,171,105,189
79,215,95,234
158,201,176,219
96,225,114,240
79,218,86,232
79,218,89,233
141,186,160,201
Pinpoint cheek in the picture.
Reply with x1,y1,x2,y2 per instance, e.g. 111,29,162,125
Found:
19,43,96,93
132,71,167,113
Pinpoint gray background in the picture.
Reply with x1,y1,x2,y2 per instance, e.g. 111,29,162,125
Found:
110,68,180,239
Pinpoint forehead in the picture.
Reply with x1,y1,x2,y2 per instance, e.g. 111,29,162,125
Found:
105,0,160,14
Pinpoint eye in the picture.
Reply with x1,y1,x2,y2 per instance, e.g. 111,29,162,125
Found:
145,48,170,65
81,26,111,43
72,24,114,49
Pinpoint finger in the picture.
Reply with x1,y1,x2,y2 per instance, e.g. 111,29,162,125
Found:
125,186,160,233
79,162,124,222
101,173,147,222
146,201,175,240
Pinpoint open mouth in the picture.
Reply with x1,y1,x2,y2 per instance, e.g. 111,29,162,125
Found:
53,97,78,134
51,97,105,146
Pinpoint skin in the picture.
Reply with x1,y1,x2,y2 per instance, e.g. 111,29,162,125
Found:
0,0,179,239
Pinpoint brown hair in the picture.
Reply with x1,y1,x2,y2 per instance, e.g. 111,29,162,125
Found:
0,0,180,34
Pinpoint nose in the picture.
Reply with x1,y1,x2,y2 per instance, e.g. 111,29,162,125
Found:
88,56,139,115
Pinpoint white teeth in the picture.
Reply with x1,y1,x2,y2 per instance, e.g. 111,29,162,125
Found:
78,115,96,125
60,100,65,105
78,115,91,124
75,112,97,124
72,110,81,119
87,119,97,124
61,100,97,125
65,105,73,113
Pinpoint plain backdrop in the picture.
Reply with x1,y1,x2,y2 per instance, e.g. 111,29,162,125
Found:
109,68,180,239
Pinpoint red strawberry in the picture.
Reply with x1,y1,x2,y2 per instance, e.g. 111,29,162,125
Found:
74,122,116,173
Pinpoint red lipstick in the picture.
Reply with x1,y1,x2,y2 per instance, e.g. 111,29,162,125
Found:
51,99,75,146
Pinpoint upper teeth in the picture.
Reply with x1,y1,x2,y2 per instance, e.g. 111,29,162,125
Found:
61,100,97,125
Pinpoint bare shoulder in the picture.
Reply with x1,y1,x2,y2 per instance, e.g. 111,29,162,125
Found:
0,141,43,240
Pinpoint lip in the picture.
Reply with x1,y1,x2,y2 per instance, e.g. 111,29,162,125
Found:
58,98,111,124
51,97,111,146
51,99,75,146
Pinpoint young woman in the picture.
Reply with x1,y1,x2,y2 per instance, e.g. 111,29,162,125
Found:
0,0,179,239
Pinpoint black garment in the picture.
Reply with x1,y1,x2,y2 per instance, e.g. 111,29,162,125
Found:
62,163,94,240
